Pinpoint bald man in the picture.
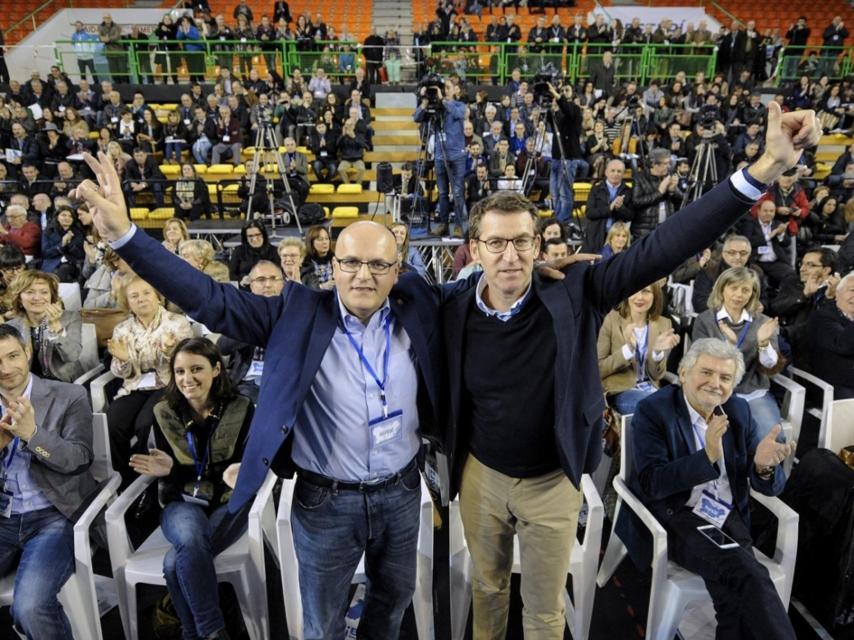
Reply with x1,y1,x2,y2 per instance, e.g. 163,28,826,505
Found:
72,149,467,638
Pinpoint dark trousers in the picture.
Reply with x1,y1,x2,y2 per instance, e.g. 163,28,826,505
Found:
666,508,796,640
0,57,8,84
107,388,164,487
76,58,99,83
366,60,383,85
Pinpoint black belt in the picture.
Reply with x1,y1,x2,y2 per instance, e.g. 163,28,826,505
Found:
297,458,418,493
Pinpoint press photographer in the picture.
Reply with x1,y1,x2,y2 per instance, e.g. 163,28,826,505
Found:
413,74,466,236
539,77,583,225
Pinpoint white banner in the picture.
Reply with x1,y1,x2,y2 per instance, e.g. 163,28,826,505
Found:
590,7,721,33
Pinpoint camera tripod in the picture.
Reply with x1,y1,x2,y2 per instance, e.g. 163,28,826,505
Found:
245,120,302,234
681,137,719,206
414,107,457,236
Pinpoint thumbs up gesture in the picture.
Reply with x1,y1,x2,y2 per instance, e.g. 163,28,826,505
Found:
754,424,797,469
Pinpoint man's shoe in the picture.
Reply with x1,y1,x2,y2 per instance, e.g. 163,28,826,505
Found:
432,223,448,237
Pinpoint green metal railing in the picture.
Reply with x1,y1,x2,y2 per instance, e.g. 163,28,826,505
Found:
773,45,853,83
428,41,717,86
54,38,364,83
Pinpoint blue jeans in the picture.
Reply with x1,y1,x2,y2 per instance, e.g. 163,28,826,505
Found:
611,387,656,415
549,158,578,223
0,506,74,640
291,464,421,640
161,500,250,640
743,390,784,441
165,141,185,163
192,136,211,164
435,154,468,229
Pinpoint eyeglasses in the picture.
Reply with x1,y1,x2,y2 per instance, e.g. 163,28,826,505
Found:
279,253,301,261
250,276,283,285
334,257,397,275
723,249,750,258
476,235,536,253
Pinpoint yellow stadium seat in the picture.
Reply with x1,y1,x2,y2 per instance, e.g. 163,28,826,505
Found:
310,184,335,194
323,206,330,218
537,209,553,218
88,131,99,140
207,164,235,174
222,184,240,195
160,165,180,177
207,184,219,196
193,165,208,174
337,184,363,194
332,206,359,219
129,208,149,221
148,207,174,221
233,165,247,175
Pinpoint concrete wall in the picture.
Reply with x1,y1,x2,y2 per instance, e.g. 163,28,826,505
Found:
5,8,188,81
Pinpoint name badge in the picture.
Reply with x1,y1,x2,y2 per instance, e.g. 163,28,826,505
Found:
247,359,264,378
369,409,403,449
182,480,214,507
320,150,328,157
693,489,732,528
111,116,118,123
0,489,13,518
183,118,191,126
222,135,230,142
58,105,66,112
758,245,771,255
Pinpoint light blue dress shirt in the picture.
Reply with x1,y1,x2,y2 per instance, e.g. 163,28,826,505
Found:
290,295,421,482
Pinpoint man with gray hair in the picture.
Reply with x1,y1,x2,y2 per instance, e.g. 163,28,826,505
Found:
617,337,797,638
807,271,854,398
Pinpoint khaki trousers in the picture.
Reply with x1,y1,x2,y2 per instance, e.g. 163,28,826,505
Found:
459,454,583,640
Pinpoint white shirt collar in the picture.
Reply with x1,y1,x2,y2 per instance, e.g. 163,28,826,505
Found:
715,307,752,324
475,274,532,322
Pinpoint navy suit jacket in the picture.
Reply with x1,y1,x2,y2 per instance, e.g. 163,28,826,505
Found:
442,180,761,500
115,229,465,510
616,385,786,568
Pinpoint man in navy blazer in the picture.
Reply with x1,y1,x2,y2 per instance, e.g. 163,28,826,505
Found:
442,101,819,638
617,338,796,638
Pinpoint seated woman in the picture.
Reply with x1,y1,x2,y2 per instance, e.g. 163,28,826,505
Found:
537,217,567,243
40,207,86,282
390,222,427,278
597,280,680,415
692,266,784,439
83,248,132,309
299,224,334,290
229,221,278,287
107,276,193,486
600,221,631,260
179,239,230,282
129,338,253,640
0,245,26,320
172,163,210,221
162,217,190,254
5,270,84,382
278,237,306,284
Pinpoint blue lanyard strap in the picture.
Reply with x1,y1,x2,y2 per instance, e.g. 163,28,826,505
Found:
185,420,219,482
343,315,393,416
734,320,752,349
1,438,19,482
635,325,649,382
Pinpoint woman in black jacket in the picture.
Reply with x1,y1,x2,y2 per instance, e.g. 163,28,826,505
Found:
154,14,179,84
172,163,210,221
229,220,278,286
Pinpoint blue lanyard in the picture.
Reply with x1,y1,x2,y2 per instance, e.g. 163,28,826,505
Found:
1,438,19,483
185,421,218,482
734,320,752,349
343,315,393,417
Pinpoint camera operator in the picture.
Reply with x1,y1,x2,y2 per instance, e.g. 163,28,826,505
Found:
685,105,733,195
545,81,583,225
413,77,467,237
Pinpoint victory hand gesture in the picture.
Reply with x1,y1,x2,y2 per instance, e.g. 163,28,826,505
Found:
72,151,132,242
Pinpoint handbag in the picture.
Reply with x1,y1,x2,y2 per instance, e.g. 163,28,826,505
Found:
602,403,621,458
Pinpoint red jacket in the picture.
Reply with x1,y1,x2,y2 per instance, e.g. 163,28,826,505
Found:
1,222,41,257
752,184,810,235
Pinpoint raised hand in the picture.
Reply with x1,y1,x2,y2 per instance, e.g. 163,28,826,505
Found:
756,317,779,344
652,327,681,352
107,336,130,362
223,462,241,489
749,100,822,184
705,411,729,463
72,151,132,242
754,424,797,468
717,320,738,344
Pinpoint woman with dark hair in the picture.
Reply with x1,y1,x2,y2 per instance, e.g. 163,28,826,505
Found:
129,337,253,640
807,195,848,244
40,207,86,281
229,221,278,286
300,224,334,290
154,14,179,84
537,217,567,243
172,163,210,221
597,280,680,414
0,245,25,308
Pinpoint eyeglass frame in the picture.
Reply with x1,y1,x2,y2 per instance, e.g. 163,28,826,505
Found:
249,275,284,285
333,256,398,275
475,235,537,254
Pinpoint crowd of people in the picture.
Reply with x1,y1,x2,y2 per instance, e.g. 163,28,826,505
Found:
0,3,852,639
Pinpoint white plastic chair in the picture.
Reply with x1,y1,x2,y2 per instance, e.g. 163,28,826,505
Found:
822,398,854,454
0,416,121,640
59,282,82,311
449,474,603,640
596,415,799,640
770,373,806,474
90,370,118,413
789,366,835,451
105,470,278,640
275,474,435,639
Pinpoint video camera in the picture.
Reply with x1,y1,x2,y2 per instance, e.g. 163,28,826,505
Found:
532,65,563,108
418,73,446,113
699,104,721,134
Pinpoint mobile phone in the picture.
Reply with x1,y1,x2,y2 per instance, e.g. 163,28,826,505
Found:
697,524,739,549
713,405,727,418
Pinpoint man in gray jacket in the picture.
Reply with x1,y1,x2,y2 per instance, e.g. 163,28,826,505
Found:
0,324,97,639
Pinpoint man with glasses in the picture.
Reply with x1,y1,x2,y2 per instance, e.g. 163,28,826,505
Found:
692,234,768,313
442,99,819,638
68,152,466,637
771,246,840,368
